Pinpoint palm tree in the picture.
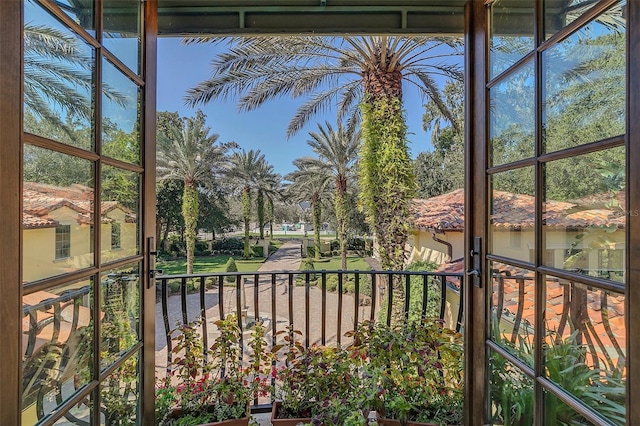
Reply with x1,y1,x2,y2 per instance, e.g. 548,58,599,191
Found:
24,24,125,139
227,149,267,258
264,174,284,241
254,162,279,240
186,36,462,321
299,121,360,270
285,160,332,262
185,36,462,136
156,111,228,274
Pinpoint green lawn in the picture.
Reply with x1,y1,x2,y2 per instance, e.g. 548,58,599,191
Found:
305,256,371,271
158,255,265,275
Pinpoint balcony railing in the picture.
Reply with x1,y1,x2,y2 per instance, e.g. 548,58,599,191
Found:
155,269,465,411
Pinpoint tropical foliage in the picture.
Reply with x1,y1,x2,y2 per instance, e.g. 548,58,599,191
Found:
185,36,462,320
285,160,332,261
300,121,361,270
156,111,230,273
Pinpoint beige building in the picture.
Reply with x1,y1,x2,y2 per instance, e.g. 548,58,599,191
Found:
23,182,138,283
410,188,625,282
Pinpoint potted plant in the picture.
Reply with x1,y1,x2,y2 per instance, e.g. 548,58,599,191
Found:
271,327,359,425
347,319,464,426
156,315,271,426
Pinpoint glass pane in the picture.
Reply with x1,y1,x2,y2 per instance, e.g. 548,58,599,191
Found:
543,392,596,425
490,0,534,78
544,277,626,425
102,58,141,165
543,147,626,283
22,279,94,422
490,262,535,367
23,146,94,282
100,351,140,425
52,394,92,425
489,167,535,262
100,263,140,370
24,0,95,151
49,0,95,35
489,350,534,426
545,0,626,41
101,166,140,263
489,61,535,166
103,1,141,74
542,3,626,153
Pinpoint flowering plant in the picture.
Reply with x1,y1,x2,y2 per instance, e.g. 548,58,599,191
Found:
156,315,272,425
272,327,359,420
347,319,464,426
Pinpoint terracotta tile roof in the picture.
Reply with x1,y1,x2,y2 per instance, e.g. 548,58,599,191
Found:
22,212,58,229
413,189,625,231
23,182,136,228
413,188,465,231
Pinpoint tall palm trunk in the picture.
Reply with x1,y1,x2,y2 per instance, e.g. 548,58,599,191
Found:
242,185,252,259
311,194,322,261
360,62,414,324
335,175,349,271
268,197,274,241
257,188,265,239
182,180,199,274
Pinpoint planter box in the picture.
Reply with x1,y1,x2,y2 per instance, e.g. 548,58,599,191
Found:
168,408,250,426
270,401,313,426
378,417,460,426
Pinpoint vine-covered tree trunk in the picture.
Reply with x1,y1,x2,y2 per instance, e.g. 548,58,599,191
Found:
268,197,274,241
182,181,199,274
242,186,252,259
312,195,322,261
359,68,414,324
257,188,265,239
335,175,349,271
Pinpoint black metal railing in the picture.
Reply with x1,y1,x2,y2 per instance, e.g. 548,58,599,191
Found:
155,269,464,411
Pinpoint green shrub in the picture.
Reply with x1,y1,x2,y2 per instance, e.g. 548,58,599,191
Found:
225,257,238,283
330,240,340,251
300,258,314,271
252,245,264,257
212,238,244,251
306,246,316,258
344,281,355,294
205,277,216,290
168,280,181,293
297,258,318,285
325,275,339,292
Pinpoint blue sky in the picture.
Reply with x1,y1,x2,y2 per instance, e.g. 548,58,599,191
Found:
157,37,443,176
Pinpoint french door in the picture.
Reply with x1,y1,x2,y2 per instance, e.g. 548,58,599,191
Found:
466,0,638,424
14,0,157,424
